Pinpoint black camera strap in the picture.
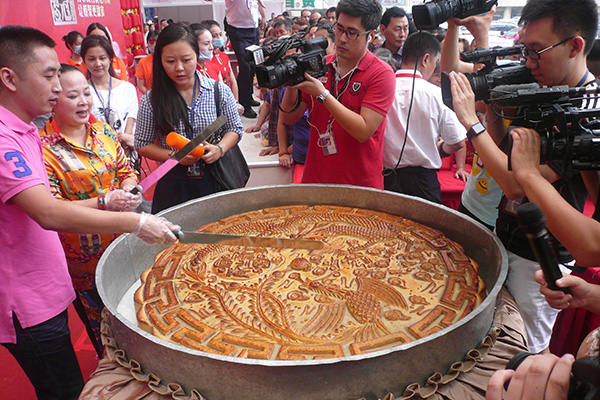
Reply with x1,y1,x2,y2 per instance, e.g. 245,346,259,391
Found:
278,89,303,114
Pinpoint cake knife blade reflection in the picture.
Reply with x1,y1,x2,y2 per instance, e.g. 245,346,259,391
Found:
173,231,324,250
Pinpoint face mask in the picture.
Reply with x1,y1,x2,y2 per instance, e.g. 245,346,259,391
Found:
148,47,154,54
212,38,225,49
74,45,82,55
198,50,214,62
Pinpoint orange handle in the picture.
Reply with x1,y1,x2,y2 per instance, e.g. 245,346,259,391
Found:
166,132,205,158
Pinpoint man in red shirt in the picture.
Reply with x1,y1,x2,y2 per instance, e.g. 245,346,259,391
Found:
280,0,396,189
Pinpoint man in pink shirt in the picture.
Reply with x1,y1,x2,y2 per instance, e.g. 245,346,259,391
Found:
0,26,177,399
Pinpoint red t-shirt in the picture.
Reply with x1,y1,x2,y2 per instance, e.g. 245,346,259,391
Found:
196,63,220,81
206,51,232,83
300,51,396,189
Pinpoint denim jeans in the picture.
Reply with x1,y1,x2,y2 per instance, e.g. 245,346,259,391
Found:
2,309,84,400
225,23,259,110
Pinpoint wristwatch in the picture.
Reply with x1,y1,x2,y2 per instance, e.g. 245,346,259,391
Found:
316,90,330,104
467,122,486,141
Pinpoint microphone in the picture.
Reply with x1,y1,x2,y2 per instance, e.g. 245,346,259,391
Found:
517,203,569,293
166,132,205,158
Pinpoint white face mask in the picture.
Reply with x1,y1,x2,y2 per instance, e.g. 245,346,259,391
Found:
198,50,214,62
74,45,82,55
212,38,225,49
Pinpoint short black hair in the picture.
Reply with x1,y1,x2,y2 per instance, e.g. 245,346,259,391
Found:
380,6,408,28
274,18,293,31
0,25,56,73
336,0,383,31
588,40,600,61
59,63,84,75
402,31,442,65
326,6,336,15
282,11,290,17
520,0,598,55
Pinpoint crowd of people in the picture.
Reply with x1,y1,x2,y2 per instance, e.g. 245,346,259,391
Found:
1,0,600,398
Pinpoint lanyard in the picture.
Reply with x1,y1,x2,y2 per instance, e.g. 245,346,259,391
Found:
330,60,360,101
188,75,198,139
576,70,590,87
90,76,112,123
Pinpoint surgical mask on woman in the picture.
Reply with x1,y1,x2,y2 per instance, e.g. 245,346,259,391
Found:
74,45,82,55
198,50,214,62
212,38,225,49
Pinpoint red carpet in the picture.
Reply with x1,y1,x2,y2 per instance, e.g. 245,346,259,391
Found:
0,305,99,399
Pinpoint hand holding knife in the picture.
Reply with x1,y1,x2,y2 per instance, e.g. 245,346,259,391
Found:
131,115,227,195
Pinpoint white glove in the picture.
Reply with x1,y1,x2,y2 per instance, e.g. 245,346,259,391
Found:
105,187,142,211
132,212,179,245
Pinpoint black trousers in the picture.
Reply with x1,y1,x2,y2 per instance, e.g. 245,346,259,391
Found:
383,166,441,204
225,23,259,110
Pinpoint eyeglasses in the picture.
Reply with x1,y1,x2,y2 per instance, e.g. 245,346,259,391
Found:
521,36,575,60
332,23,372,41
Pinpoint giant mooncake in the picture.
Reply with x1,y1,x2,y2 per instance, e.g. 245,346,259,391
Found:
135,205,486,360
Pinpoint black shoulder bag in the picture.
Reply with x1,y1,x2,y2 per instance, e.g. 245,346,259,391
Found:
209,81,251,192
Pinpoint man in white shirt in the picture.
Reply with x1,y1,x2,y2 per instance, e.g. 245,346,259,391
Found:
224,0,266,118
383,31,466,203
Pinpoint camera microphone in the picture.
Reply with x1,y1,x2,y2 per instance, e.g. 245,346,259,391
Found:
517,203,569,293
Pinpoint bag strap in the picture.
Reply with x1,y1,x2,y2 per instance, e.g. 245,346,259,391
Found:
213,81,223,141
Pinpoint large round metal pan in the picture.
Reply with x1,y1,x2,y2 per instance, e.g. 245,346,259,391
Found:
97,184,507,400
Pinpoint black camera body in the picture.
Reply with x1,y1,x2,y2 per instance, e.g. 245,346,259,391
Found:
245,35,329,89
412,0,497,30
498,84,600,170
441,45,535,108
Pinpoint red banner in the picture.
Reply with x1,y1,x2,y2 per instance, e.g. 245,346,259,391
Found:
0,0,133,64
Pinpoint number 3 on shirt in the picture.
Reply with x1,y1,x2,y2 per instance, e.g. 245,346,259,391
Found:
4,151,32,177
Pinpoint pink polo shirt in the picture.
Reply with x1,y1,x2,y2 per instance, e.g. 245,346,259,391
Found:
0,105,74,344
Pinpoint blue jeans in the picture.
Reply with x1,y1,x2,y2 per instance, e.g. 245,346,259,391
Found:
225,22,259,110
2,309,84,400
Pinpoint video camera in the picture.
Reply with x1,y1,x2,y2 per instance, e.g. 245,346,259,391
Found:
441,45,535,108
497,84,600,170
244,35,329,89
412,0,497,30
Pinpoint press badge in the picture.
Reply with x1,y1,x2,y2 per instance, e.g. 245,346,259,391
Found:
319,128,338,156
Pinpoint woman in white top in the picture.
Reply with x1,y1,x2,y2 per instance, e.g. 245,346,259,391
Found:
81,35,138,159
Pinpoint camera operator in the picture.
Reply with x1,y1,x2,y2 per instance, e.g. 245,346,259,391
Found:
450,0,599,354
279,0,396,189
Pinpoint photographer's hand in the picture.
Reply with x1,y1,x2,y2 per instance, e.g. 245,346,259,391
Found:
486,353,574,400
534,270,596,312
510,128,543,183
449,72,480,128
289,72,327,98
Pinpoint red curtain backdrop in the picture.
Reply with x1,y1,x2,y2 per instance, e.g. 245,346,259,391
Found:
0,0,132,65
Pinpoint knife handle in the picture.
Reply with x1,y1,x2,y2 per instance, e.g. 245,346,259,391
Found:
166,132,205,158
129,185,142,195
173,230,185,241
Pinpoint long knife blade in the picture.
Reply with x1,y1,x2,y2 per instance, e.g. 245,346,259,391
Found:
174,231,324,250
131,115,228,194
